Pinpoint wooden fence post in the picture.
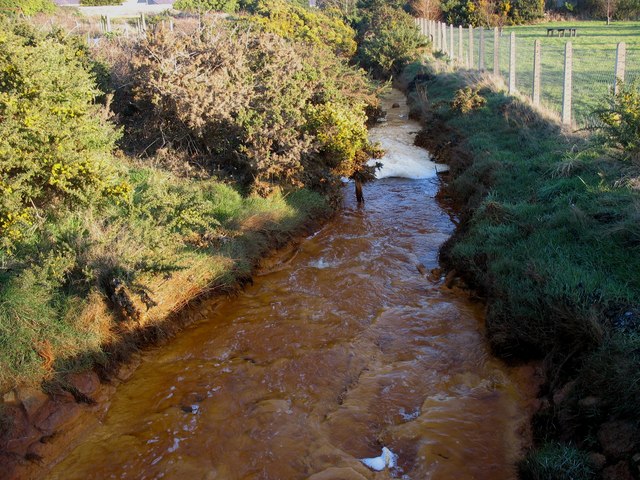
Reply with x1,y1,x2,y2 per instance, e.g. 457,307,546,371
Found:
614,42,626,94
469,26,474,68
479,27,485,71
442,23,447,54
450,24,454,60
562,41,573,127
493,27,500,76
509,32,516,93
532,39,541,106
141,13,146,31
106,14,111,32
458,26,463,65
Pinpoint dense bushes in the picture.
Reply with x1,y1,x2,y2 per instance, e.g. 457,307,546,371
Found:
173,0,238,13
0,0,55,15
353,0,426,78
0,22,123,252
242,0,357,57
576,0,640,21
128,19,379,195
440,0,543,26
79,0,124,6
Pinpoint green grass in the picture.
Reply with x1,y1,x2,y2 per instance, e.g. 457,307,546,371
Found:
0,162,327,390
440,21,640,124
518,442,595,480
405,62,640,355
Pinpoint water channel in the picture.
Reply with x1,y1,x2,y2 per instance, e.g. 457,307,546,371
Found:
47,90,533,480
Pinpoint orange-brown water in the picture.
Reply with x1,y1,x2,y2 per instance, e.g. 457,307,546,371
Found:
47,91,532,480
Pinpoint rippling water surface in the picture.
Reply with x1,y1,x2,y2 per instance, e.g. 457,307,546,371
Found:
48,90,532,480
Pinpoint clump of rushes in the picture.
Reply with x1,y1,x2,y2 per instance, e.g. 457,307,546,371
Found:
518,443,595,480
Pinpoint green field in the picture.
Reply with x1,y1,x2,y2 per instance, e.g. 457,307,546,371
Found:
439,21,640,125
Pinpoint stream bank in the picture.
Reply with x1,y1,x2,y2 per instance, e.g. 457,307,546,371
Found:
401,61,640,479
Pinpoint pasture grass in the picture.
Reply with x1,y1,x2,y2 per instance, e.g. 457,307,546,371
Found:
443,20,640,124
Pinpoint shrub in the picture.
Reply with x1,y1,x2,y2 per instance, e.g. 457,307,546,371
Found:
127,20,378,195
591,80,640,163
441,0,542,26
510,0,543,23
0,21,123,252
242,0,357,57
79,0,124,6
0,0,55,15
173,0,237,13
451,87,486,114
354,0,426,78
518,443,595,480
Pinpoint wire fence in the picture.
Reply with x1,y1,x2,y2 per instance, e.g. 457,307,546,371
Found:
415,19,637,127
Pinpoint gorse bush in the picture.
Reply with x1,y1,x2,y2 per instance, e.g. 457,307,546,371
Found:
129,20,378,195
353,0,426,78
0,22,123,252
242,0,357,57
174,0,238,13
79,0,124,6
451,87,486,114
592,80,640,163
0,0,55,15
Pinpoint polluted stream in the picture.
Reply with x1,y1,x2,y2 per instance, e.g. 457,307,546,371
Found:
47,90,533,480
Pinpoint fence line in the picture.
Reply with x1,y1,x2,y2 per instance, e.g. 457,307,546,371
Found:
415,18,633,127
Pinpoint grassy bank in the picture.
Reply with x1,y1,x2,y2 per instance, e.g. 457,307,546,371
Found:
0,164,328,390
401,61,640,478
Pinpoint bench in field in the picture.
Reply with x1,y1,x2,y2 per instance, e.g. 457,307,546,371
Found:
547,27,578,37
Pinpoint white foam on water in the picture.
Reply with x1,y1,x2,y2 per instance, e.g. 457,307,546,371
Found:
368,113,447,180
